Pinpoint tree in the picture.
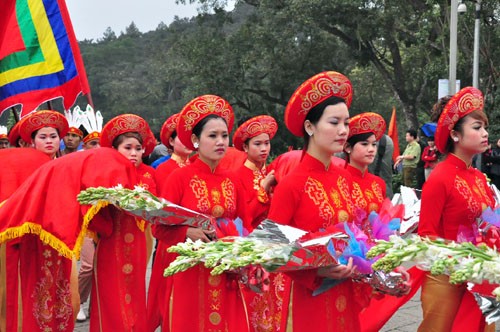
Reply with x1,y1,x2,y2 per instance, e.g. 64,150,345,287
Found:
178,0,499,134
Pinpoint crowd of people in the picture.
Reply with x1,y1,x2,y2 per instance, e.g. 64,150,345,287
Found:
0,71,496,332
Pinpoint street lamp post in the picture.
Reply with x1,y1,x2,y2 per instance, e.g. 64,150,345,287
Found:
472,0,481,88
449,0,459,95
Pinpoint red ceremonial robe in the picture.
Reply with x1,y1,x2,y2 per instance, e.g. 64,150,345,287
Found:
89,162,156,332
147,156,187,332
235,160,289,332
154,157,250,332
237,160,271,228
268,153,367,332
345,164,386,215
0,148,137,332
0,149,50,332
418,154,495,331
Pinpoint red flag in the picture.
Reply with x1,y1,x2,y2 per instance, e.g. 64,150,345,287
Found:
388,107,400,162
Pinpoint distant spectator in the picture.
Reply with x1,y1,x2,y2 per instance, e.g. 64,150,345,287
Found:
147,132,169,165
394,129,421,187
368,134,394,198
421,136,439,180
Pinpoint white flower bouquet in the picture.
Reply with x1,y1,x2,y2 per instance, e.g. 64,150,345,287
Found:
77,185,213,229
367,234,500,300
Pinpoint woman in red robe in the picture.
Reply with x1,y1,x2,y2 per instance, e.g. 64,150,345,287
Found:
344,112,387,214
268,71,368,331
233,115,278,228
233,115,289,332
154,95,250,332
0,148,51,331
89,114,157,332
147,112,192,332
418,87,495,332
13,111,79,331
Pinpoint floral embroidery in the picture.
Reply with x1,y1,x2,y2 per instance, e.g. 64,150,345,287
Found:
31,247,72,331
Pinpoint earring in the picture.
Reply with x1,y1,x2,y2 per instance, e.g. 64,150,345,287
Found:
306,131,313,137
453,137,459,142
193,142,199,149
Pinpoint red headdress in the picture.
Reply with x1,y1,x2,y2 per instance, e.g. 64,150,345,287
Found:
177,95,234,151
284,71,353,137
64,108,84,137
77,105,104,144
348,112,386,141
435,87,484,153
160,113,180,149
233,115,278,151
19,110,69,144
100,114,156,156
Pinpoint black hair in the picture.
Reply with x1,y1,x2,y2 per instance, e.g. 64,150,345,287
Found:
347,132,375,147
31,127,60,140
303,96,346,150
406,129,418,139
192,114,227,138
112,132,143,149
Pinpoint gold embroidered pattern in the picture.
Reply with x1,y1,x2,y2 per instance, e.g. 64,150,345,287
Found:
351,182,367,210
371,181,384,203
190,175,211,214
221,178,236,215
32,247,73,331
337,176,353,215
475,175,494,208
454,176,480,222
305,177,335,226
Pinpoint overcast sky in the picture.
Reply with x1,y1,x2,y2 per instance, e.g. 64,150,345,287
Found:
66,0,202,41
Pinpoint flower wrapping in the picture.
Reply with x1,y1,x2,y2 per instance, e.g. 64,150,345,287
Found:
77,185,214,230
367,234,500,307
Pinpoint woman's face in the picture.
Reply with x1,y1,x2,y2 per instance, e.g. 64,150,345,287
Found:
349,134,377,169
307,103,349,154
170,135,192,157
244,133,271,166
454,115,489,155
194,118,229,162
117,137,144,167
33,127,60,158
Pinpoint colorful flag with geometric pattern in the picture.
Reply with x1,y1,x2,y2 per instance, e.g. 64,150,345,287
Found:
0,0,90,117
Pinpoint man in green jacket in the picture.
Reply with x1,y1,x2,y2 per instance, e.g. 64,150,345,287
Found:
394,129,421,187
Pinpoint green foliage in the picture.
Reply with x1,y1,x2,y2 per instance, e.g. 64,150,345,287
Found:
68,0,500,155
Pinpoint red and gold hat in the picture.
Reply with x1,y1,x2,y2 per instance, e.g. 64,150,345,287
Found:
160,113,180,149
177,95,234,151
348,112,386,141
284,71,353,137
233,115,278,151
100,114,156,156
435,87,484,153
19,110,69,144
